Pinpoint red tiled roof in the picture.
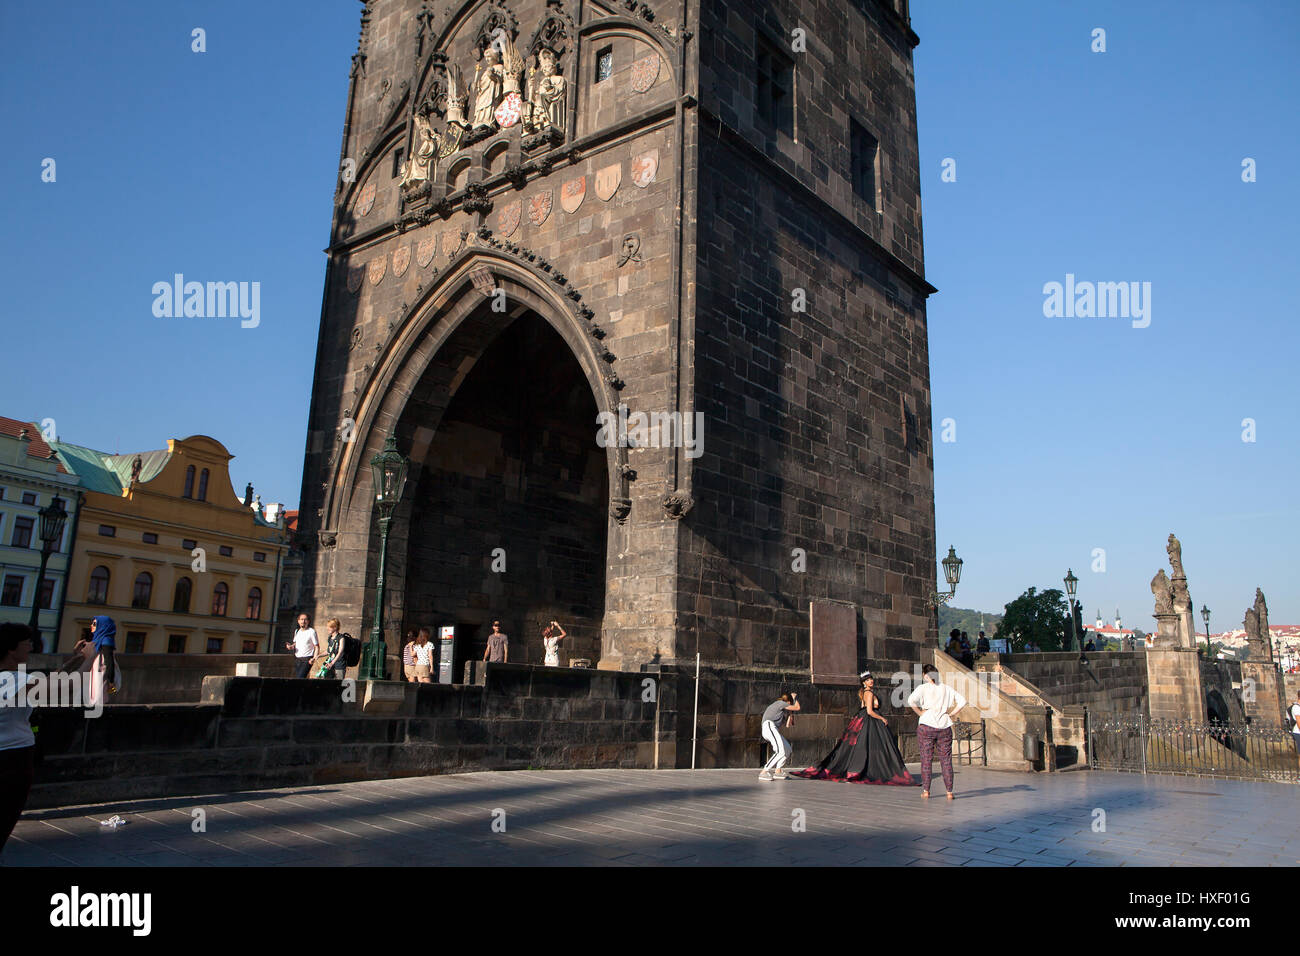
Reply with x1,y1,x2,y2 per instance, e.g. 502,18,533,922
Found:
0,417,69,473
285,510,299,532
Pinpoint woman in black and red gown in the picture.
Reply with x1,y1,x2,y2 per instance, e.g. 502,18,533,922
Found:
791,671,914,785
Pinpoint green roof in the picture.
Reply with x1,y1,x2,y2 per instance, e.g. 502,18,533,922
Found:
52,441,169,495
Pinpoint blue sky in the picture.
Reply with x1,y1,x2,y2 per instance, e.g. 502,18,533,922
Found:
1,1,1296,624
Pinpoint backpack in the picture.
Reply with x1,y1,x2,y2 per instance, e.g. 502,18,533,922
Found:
343,633,362,667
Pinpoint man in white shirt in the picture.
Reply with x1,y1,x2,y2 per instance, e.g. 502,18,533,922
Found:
286,613,319,680
907,663,967,800
1290,690,1300,754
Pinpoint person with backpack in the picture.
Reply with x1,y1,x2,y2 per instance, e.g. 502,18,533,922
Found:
320,618,347,679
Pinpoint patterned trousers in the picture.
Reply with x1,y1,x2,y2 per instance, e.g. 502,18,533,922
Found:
917,724,954,792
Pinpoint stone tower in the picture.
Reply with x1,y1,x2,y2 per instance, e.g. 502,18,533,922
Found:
297,0,936,681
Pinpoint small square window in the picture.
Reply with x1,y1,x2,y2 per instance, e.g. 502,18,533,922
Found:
142,532,158,544
219,545,233,557
596,47,613,83
98,525,116,537
206,637,224,654
22,492,37,506
126,632,146,653
11,517,34,549
182,539,197,551
253,552,266,563
168,634,187,654
242,640,259,654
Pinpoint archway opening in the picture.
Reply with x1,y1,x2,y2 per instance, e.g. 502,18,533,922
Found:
402,311,608,675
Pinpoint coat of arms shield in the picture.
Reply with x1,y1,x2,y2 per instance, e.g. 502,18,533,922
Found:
630,54,660,93
416,234,438,268
442,229,461,261
595,164,622,201
356,181,376,217
391,244,411,277
367,256,386,286
346,264,365,294
529,190,553,226
631,149,658,188
560,176,586,214
497,200,522,237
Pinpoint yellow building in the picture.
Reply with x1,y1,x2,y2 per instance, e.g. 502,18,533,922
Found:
52,435,289,654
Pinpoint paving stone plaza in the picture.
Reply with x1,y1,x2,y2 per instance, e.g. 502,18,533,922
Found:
7,767,1296,867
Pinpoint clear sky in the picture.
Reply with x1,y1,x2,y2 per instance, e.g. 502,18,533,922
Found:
1,2,1296,624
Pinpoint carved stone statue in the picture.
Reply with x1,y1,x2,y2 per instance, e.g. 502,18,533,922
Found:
527,47,567,131
1244,588,1271,661
400,111,439,189
444,62,468,129
130,455,143,484
243,482,254,506
1150,569,1173,616
1166,533,1185,579
472,47,505,127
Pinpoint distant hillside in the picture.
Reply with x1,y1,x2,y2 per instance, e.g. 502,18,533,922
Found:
938,606,1003,637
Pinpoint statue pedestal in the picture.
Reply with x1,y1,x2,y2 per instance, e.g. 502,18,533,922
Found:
1152,612,1181,648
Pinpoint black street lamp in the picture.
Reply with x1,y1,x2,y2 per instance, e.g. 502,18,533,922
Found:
359,433,408,681
27,496,68,652
927,546,963,643
1063,568,1079,655
1200,604,1211,657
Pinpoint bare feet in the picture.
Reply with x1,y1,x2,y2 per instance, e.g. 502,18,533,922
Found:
921,790,929,799
946,792,955,800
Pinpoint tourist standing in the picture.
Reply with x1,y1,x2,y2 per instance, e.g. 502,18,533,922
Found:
976,631,990,654
944,629,962,658
287,613,318,679
759,692,801,781
320,619,347,679
0,624,37,853
542,620,566,667
1290,690,1300,754
907,663,967,800
88,614,118,695
411,628,436,683
959,632,974,669
402,630,418,682
484,621,508,664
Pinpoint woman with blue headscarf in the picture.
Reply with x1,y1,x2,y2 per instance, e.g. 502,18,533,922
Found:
88,614,118,695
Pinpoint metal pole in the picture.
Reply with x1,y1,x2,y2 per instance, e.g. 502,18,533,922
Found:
362,513,391,681
691,651,700,770
26,545,52,648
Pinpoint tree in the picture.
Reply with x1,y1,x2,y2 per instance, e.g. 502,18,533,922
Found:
994,587,1070,652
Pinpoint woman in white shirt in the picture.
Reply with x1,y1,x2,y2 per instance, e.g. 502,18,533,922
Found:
542,620,567,667
411,628,436,683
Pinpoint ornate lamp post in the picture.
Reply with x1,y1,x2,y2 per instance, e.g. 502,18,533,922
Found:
359,433,408,681
1200,605,1211,657
1063,568,1079,654
27,496,68,652
927,546,963,642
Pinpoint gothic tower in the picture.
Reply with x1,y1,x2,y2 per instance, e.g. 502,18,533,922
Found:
297,0,936,681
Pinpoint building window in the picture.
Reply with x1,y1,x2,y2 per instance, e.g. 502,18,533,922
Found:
168,634,187,654
182,539,197,551
0,575,23,607
38,577,55,610
197,469,210,502
173,577,192,613
21,492,37,506
242,640,259,653
99,525,117,538
87,566,110,604
183,465,195,498
206,637,224,654
0,488,5,499
11,516,34,549
125,632,146,654
246,587,263,620
142,532,158,544
132,572,153,609
211,582,229,617
850,119,880,209
392,147,404,179
595,46,613,82
219,546,233,558
756,36,794,137
253,552,266,563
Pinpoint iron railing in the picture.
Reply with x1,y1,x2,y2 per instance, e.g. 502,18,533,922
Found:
953,719,987,766
1088,713,1300,783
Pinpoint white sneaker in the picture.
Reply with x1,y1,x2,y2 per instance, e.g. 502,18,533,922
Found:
758,770,773,781
772,771,789,780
